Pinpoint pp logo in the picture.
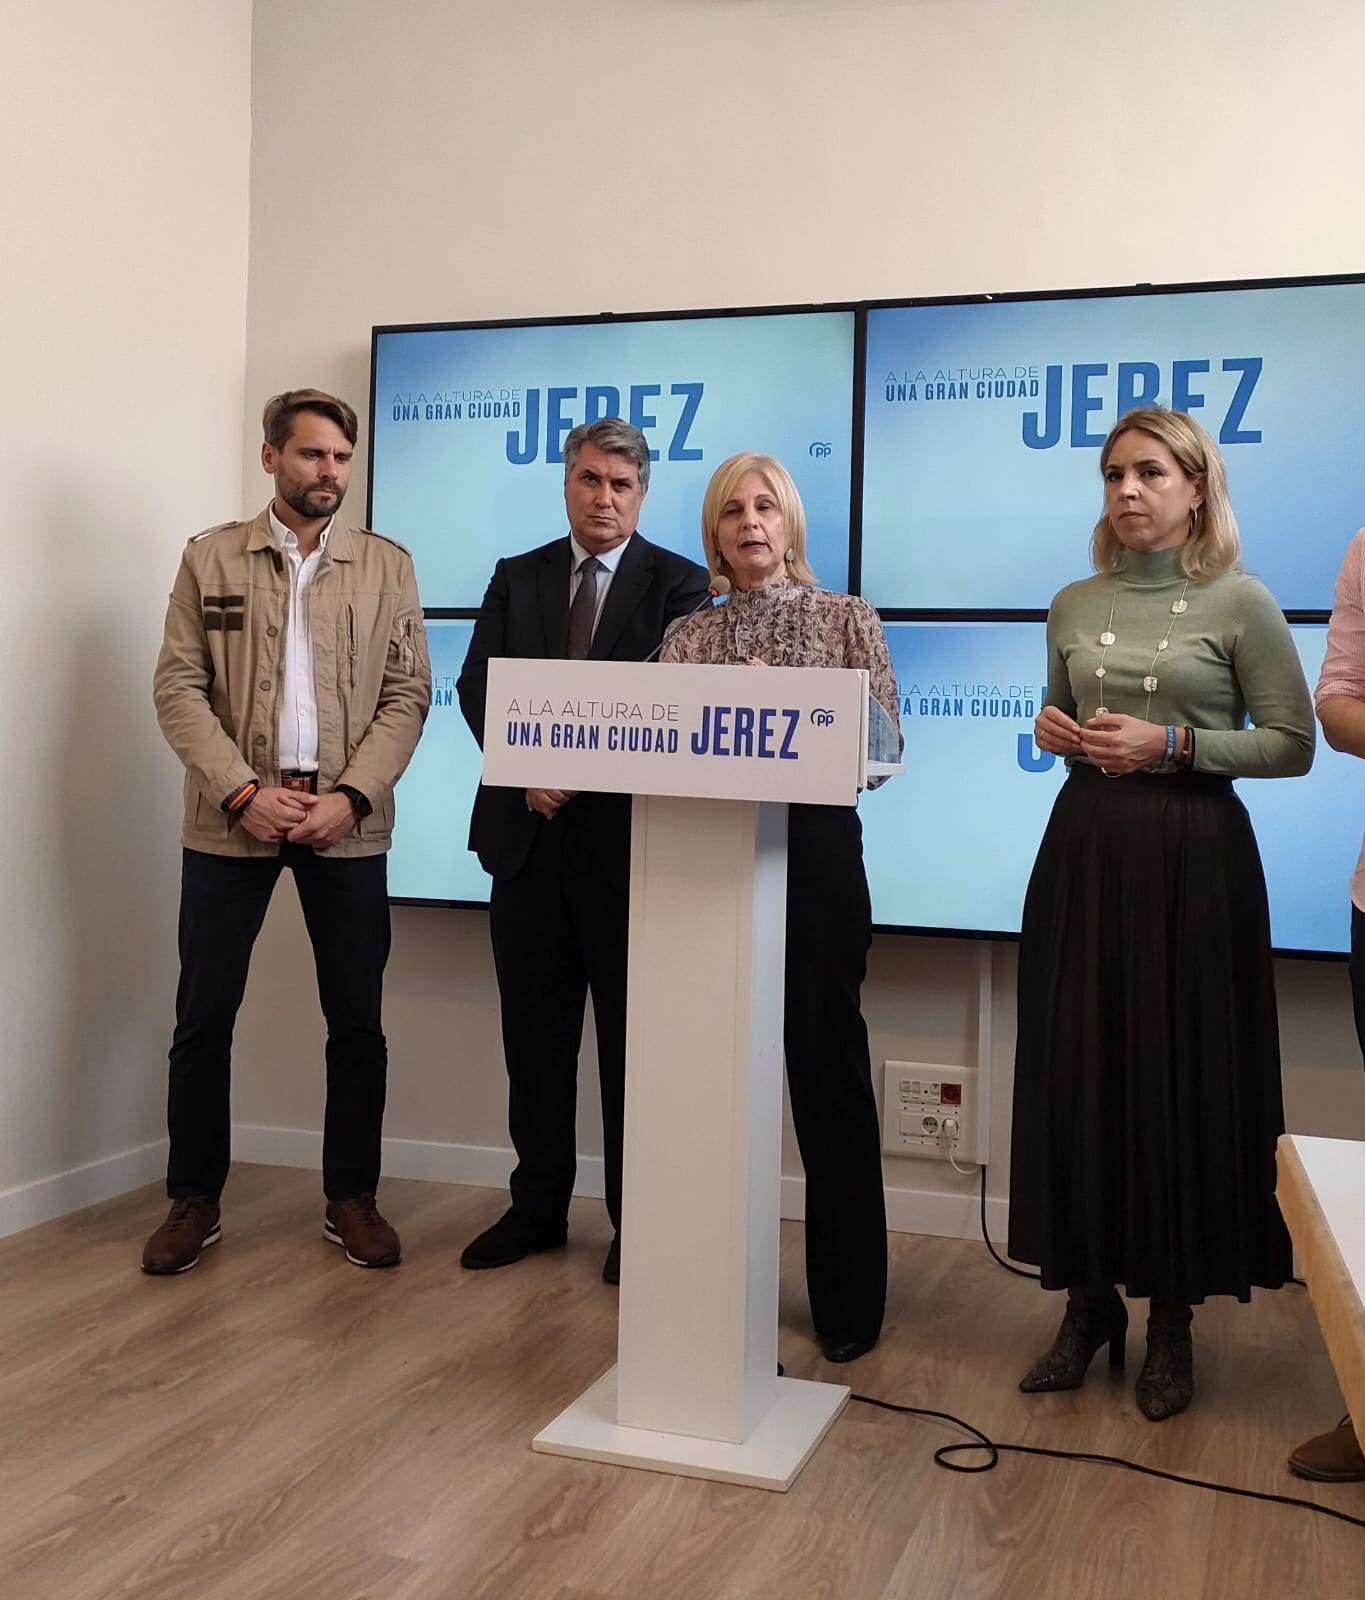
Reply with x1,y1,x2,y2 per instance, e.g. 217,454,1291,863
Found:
810,708,836,727
808,441,833,459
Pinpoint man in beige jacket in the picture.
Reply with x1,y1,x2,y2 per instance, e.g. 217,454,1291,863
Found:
143,388,430,1274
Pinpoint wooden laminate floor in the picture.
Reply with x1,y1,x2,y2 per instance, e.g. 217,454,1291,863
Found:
1,1166,1361,1600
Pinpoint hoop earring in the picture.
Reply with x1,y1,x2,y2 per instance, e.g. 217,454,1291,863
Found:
1189,507,1201,536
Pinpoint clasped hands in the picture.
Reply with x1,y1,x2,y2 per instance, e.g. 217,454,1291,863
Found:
239,787,357,847
1034,706,1168,776
526,787,577,818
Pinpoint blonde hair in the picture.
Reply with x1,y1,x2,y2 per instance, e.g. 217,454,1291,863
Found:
699,453,817,586
1091,407,1241,581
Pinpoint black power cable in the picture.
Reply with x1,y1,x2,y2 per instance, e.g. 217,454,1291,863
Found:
848,1392,1365,1531
845,1165,1365,1533
977,1161,1039,1280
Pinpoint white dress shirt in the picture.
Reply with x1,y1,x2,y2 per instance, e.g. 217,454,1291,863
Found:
268,506,332,772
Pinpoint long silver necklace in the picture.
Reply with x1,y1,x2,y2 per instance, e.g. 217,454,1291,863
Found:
1093,577,1190,720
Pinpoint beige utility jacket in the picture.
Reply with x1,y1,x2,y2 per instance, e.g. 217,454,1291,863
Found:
153,508,431,857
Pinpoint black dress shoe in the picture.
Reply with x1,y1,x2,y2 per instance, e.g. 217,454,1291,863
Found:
602,1234,620,1285
460,1208,567,1270
819,1333,879,1364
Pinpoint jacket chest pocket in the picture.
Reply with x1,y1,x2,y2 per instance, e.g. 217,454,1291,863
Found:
202,593,246,632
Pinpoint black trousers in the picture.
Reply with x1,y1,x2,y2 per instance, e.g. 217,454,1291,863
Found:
1350,904,1365,1064
166,846,391,1202
784,805,888,1345
488,813,628,1231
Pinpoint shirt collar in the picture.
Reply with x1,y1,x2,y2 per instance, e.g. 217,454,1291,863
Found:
268,504,332,552
569,531,630,576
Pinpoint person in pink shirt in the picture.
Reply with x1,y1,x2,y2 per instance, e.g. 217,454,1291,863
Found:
1299,526,1365,1483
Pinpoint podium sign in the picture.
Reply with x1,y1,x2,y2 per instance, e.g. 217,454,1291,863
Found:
483,659,868,804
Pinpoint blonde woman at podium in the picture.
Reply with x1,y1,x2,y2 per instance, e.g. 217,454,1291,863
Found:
662,452,901,1363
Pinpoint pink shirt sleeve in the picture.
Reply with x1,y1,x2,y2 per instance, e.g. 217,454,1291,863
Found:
1316,529,1365,912
1316,529,1365,709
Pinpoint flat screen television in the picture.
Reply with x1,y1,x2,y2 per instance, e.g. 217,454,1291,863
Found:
860,278,1365,614
369,306,858,608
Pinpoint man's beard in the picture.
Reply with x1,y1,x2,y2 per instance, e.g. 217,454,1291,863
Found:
282,482,344,519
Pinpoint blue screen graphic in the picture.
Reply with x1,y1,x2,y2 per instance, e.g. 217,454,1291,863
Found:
862,622,1062,936
862,284,1365,611
371,311,856,607
863,621,1358,954
387,620,491,904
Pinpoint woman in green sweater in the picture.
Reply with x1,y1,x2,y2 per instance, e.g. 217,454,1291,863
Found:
1008,408,1314,1421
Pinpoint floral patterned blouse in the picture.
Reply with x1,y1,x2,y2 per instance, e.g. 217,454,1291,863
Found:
661,580,902,754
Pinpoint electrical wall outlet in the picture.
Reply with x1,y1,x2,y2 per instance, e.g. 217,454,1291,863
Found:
881,1061,979,1163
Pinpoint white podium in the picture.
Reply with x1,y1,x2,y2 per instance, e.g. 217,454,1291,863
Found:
481,657,890,1490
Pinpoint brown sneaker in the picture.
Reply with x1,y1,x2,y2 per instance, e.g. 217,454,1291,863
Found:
324,1194,401,1268
1287,1417,1365,1482
141,1198,221,1275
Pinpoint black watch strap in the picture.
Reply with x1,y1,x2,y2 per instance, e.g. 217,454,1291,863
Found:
336,783,372,818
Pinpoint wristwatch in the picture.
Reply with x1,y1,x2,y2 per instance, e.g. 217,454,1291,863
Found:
336,784,372,818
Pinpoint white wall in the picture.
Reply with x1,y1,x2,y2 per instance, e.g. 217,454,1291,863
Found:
0,2,253,1229
230,0,1365,1233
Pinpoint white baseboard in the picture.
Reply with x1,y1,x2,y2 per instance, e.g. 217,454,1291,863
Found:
0,1140,168,1240
0,1128,1012,1247
232,1125,1007,1242
781,1173,1007,1243
229,1123,608,1199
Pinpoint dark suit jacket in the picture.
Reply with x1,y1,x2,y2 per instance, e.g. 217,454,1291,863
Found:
458,532,712,881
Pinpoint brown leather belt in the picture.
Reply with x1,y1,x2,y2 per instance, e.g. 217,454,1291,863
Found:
279,771,319,794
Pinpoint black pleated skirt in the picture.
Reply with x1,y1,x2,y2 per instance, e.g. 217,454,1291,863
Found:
1007,762,1292,1303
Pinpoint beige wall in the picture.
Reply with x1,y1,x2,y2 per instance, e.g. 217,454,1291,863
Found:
229,0,1365,1234
0,2,253,1223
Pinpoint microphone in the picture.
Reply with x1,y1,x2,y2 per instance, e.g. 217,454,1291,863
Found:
644,576,729,663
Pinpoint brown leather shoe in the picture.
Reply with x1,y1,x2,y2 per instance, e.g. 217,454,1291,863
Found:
141,1198,221,1275
1288,1417,1365,1483
324,1194,401,1268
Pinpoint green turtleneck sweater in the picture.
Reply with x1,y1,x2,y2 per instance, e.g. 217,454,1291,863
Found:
1044,547,1315,778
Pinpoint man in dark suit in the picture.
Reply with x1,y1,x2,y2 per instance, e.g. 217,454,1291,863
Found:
457,418,712,1283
